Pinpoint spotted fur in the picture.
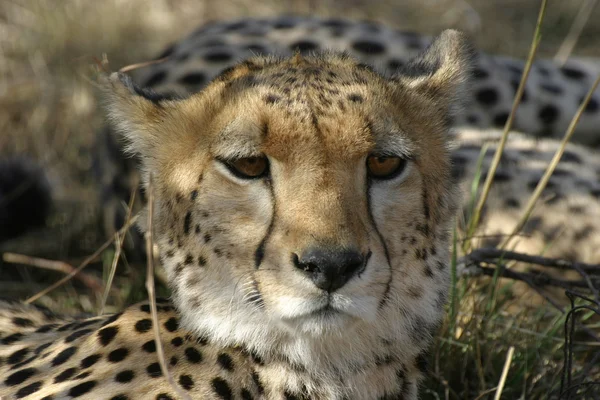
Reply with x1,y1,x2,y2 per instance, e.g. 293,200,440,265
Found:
2,16,600,400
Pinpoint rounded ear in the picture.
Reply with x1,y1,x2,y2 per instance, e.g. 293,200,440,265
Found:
100,72,177,160
396,29,477,117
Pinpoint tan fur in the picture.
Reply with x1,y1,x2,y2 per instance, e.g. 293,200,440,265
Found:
2,30,474,399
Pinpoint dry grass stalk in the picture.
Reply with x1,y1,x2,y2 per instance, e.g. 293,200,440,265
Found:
119,56,170,73
501,74,600,249
466,0,548,249
2,253,103,292
144,174,192,400
23,214,139,304
554,0,597,65
99,189,137,315
493,346,515,400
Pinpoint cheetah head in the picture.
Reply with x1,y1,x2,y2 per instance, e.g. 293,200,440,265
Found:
103,30,474,364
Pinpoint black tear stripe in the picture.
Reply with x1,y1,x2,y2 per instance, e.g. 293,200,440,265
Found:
255,179,276,269
366,178,393,310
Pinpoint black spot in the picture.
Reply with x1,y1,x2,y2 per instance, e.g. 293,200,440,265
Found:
8,348,30,365
156,394,175,400
415,351,429,374
504,198,520,208
204,233,212,243
54,367,77,383
147,362,163,377
264,94,281,104
198,256,207,266
185,347,203,363
289,40,319,53
178,73,206,86
348,94,363,103
466,114,479,124
171,337,183,347
212,377,233,399
81,354,101,368
251,372,264,394
134,319,152,333
387,59,404,70
144,70,167,87
475,88,499,106
184,254,194,265
142,340,156,353
273,19,296,29
164,317,178,332
101,312,123,327
561,66,586,79
170,356,178,366
562,151,582,164
473,68,489,79
204,51,233,63
184,211,192,235
179,374,195,390
2,333,24,345
5,367,37,386
284,391,301,400
111,395,129,400
115,370,135,383
51,346,77,366
217,353,234,371
67,380,97,397
540,83,562,94
493,112,509,127
65,329,92,343
15,380,42,398
35,323,58,333
108,348,129,363
241,388,254,400
424,265,434,278
140,304,151,313
352,40,386,55
57,322,76,332
12,317,34,327
538,104,560,125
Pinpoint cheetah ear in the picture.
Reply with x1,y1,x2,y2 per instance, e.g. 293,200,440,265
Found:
100,72,180,161
399,29,476,116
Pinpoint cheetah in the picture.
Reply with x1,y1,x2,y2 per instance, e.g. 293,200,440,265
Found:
0,28,472,399
1,17,600,400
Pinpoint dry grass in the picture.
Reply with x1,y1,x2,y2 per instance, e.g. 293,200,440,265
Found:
1,0,599,398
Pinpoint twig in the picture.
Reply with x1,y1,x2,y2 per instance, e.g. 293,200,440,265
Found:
467,0,547,243
464,248,600,274
554,0,598,66
501,74,600,249
119,56,170,73
145,174,192,400
23,214,139,304
99,189,136,315
494,346,515,400
2,253,103,293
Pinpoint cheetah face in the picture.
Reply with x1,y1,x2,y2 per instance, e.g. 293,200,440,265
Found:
103,30,474,345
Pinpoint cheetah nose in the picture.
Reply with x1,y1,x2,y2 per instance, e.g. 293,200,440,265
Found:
292,248,369,292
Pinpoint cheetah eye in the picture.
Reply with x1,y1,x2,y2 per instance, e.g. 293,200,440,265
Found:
366,155,407,180
223,156,269,179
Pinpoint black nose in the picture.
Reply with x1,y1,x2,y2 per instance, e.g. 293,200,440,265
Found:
292,247,368,292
